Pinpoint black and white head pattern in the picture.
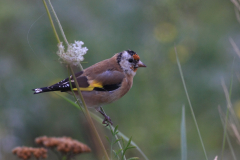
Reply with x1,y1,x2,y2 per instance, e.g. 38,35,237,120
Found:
117,50,139,76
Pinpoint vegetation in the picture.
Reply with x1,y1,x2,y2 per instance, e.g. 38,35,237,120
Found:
1,0,240,159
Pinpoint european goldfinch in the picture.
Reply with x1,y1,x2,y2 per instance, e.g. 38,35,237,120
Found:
33,50,146,125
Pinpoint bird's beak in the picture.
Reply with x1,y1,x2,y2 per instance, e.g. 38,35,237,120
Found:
137,60,146,67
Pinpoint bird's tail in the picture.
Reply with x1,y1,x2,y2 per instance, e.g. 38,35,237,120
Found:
32,87,53,94
33,83,72,94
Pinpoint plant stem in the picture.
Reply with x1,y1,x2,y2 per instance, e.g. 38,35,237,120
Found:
55,93,149,160
99,107,126,160
46,0,83,71
67,67,82,111
111,125,126,160
218,106,237,160
220,59,234,160
42,0,60,44
69,67,110,160
46,0,68,46
175,47,208,160
181,105,187,160
42,1,109,159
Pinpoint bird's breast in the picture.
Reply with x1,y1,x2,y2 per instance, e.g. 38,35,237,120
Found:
80,76,133,108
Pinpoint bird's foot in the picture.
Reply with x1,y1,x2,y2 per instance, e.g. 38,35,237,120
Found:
102,115,113,126
97,107,113,126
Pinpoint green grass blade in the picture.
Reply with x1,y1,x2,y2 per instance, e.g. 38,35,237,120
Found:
181,105,187,160
55,92,80,110
175,47,208,160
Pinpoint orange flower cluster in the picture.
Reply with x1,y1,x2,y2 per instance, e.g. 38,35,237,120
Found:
12,147,47,160
35,136,91,154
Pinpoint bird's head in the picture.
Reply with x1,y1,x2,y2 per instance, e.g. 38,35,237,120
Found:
117,50,146,76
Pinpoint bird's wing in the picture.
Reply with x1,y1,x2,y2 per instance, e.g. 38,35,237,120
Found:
46,69,125,92
48,56,125,92
73,70,126,92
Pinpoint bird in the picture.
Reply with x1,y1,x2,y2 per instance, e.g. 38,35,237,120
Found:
33,50,146,125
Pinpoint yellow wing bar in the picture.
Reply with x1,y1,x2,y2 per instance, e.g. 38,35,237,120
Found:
72,80,103,91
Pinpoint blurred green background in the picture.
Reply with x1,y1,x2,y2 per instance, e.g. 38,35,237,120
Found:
1,0,240,159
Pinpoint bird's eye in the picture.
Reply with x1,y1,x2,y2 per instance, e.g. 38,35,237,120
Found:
128,59,133,63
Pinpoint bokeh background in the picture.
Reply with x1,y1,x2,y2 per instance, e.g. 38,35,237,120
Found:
1,0,240,159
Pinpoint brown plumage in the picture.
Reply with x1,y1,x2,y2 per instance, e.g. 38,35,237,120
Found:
33,50,146,125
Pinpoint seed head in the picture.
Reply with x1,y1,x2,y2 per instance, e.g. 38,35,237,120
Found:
57,41,88,66
35,136,91,154
12,147,47,160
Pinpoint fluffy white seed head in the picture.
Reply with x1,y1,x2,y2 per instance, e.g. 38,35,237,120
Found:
57,41,88,66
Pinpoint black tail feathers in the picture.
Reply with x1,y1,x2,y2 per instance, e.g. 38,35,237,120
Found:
32,87,52,94
33,84,71,94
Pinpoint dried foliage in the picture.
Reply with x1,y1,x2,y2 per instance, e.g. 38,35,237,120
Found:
12,147,47,160
35,136,91,154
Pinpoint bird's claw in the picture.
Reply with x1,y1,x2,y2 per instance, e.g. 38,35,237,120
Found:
102,115,113,126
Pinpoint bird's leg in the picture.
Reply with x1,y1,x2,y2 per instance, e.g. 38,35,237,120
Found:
96,107,113,126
